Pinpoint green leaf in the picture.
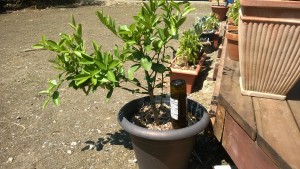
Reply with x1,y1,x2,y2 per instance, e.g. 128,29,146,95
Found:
128,64,140,80
47,40,58,49
152,63,166,73
42,98,50,109
176,17,186,28
141,56,152,71
94,60,107,70
52,91,60,106
32,44,44,49
158,28,165,41
74,51,82,58
74,74,90,86
91,76,97,85
106,70,116,82
76,24,82,37
170,25,176,36
108,60,120,69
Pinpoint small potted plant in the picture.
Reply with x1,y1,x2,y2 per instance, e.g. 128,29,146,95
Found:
211,0,229,21
170,29,205,94
226,0,240,30
194,13,219,53
225,0,240,61
33,0,210,169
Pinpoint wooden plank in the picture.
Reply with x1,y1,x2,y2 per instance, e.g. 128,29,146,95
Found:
213,105,226,142
222,113,277,169
211,40,227,110
253,97,300,169
219,54,256,140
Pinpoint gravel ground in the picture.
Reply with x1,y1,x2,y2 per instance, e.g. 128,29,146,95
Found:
0,2,232,169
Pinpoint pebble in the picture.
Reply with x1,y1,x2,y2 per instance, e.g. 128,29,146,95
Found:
67,150,72,154
71,142,77,146
7,157,14,162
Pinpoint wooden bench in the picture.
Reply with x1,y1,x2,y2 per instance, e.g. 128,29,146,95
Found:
212,40,300,169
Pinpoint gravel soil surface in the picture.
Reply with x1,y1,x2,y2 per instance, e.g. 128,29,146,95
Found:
0,2,233,169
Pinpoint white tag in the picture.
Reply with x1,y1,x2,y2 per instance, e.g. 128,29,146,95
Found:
170,98,178,120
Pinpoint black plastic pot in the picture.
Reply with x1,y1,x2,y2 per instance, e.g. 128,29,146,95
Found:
118,96,210,169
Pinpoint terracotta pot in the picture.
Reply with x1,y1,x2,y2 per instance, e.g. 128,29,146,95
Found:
226,30,239,61
227,24,238,31
211,5,229,21
239,0,300,100
118,96,210,169
170,54,206,94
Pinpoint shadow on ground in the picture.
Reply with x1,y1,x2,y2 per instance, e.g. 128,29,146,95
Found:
81,130,133,151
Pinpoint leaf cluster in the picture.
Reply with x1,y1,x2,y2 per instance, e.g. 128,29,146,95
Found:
34,0,194,109
226,0,240,26
175,29,202,66
194,13,219,34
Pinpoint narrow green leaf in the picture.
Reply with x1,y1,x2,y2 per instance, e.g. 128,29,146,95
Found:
94,60,107,70
176,17,186,28
91,76,97,85
76,24,82,37
106,70,116,82
32,44,44,49
42,98,50,109
74,74,90,86
108,60,120,69
47,40,58,49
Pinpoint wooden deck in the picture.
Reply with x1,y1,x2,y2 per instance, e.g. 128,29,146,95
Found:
213,39,300,169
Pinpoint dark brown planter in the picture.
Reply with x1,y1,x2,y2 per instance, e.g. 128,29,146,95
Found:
170,54,206,94
211,5,229,21
226,30,239,61
118,96,210,169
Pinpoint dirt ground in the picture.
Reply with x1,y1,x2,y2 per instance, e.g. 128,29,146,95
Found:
0,1,232,169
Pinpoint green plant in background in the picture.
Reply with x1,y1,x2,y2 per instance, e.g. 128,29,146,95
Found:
227,0,240,26
194,13,219,34
175,29,202,67
33,0,194,124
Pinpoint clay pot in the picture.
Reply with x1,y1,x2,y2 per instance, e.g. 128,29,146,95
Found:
239,0,300,100
226,30,239,61
118,96,210,169
170,54,206,94
211,5,229,21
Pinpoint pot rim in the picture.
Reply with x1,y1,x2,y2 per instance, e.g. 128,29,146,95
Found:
118,96,210,141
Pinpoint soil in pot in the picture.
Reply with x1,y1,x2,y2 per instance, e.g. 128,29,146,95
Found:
226,30,239,61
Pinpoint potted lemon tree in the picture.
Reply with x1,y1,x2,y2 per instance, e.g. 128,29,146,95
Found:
34,0,210,169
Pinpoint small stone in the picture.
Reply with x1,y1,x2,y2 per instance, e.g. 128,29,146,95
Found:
71,142,77,146
7,157,14,162
128,159,137,163
16,116,21,119
67,150,72,154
